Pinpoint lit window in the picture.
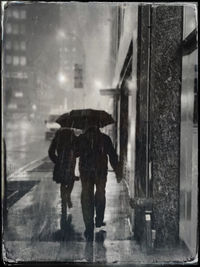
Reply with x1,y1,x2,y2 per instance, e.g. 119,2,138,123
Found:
20,41,26,50
13,10,19,19
6,23,12,34
6,41,12,50
6,55,12,64
20,56,27,66
13,24,19,34
20,25,25,34
13,56,19,66
8,103,17,110
20,10,26,19
15,92,23,98
14,41,19,50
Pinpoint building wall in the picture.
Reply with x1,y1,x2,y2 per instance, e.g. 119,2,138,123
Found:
3,3,29,116
111,3,139,230
149,5,183,247
179,5,198,258
26,3,61,118
112,3,198,251
3,2,61,121
59,3,86,110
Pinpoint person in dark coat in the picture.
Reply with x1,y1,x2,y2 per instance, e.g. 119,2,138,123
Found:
77,126,121,241
48,128,78,215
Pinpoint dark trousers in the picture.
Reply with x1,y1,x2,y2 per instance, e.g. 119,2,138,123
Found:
81,172,107,233
60,181,74,213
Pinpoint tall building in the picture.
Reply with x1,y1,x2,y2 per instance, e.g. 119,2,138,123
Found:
3,4,29,116
58,4,86,109
3,2,62,121
25,3,61,118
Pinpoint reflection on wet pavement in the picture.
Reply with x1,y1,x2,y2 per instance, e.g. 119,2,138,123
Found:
38,214,84,242
94,230,107,263
3,159,191,264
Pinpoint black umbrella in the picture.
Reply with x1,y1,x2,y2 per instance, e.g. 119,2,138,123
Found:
56,109,114,129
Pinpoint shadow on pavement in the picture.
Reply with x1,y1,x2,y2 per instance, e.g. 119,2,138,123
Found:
38,214,84,242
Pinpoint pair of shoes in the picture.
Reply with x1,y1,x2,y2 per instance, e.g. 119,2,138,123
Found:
84,230,94,241
95,221,106,228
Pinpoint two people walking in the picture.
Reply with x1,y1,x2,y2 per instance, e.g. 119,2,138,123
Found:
48,110,121,241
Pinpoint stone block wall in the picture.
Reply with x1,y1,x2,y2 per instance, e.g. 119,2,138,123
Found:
149,5,183,247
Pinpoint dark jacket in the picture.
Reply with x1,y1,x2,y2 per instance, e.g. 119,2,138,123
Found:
48,128,77,185
77,127,119,178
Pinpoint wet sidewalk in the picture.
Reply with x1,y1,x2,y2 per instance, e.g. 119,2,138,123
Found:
3,158,191,265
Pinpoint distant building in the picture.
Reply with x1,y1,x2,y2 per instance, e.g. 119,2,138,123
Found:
3,3,62,120
3,4,29,116
59,4,86,109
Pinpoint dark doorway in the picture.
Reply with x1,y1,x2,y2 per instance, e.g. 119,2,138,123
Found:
118,41,133,169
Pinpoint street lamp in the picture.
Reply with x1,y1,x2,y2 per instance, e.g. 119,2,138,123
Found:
94,80,103,90
57,30,66,39
58,72,67,84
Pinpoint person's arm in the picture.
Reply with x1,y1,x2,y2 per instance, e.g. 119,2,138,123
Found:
48,134,58,164
105,135,122,182
105,136,118,169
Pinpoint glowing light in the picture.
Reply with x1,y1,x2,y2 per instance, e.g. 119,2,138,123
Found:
58,73,67,84
32,104,37,110
94,80,103,89
126,77,136,91
57,30,66,39
15,92,23,98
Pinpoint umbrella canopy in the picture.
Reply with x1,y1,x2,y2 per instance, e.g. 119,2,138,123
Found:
56,109,114,129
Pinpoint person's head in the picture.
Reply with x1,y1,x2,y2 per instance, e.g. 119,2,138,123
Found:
59,127,75,137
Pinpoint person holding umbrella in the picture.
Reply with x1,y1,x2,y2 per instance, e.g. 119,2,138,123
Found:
56,109,122,241
48,126,79,216
78,125,121,241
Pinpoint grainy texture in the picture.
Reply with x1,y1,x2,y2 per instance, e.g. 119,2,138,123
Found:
150,5,183,247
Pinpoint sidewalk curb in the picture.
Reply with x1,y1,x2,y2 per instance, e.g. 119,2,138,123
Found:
7,156,48,180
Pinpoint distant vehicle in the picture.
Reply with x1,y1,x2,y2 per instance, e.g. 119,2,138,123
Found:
44,114,60,140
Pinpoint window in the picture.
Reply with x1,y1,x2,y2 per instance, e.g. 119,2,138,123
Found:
20,10,26,19
13,56,19,66
13,24,19,34
6,55,12,64
6,23,12,34
14,41,19,50
13,10,20,19
15,92,23,98
20,41,26,50
20,56,27,66
6,41,12,50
